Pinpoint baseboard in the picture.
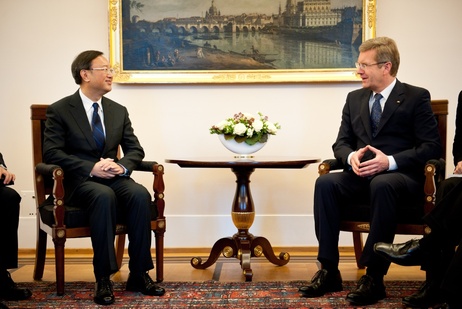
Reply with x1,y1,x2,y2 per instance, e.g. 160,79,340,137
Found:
18,246,356,259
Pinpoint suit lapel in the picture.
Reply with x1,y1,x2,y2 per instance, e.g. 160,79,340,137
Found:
101,98,112,148
376,80,405,134
360,90,374,140
68,91,100,154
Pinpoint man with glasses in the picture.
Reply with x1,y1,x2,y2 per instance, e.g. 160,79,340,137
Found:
0,153,32,309
43,50,165,305
299,37,441,306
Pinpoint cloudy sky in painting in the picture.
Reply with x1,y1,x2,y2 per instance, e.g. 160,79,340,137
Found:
132,0,362,22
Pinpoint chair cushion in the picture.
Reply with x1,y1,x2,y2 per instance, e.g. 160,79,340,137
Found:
39,196,159,228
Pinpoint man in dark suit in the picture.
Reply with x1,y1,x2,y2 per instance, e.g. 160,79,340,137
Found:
298,37,442,306
43,50,165,305
0,153,32,309
374,90,462,309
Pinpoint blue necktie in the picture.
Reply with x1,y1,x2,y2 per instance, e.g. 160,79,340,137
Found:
92,103,105,153
371,93,383,137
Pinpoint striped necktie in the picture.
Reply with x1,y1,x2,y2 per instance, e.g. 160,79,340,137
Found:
91,103,105,153
371,93,383,137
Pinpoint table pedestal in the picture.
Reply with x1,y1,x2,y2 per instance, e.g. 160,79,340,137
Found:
190,167,290,281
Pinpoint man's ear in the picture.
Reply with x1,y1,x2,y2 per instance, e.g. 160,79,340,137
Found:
383,62,392,75
81,69,90,82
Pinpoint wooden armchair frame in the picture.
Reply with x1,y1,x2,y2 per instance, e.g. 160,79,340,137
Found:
30,104,166,295
318,100,448,268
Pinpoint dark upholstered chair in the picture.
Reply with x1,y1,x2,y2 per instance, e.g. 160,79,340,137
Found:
30,104,166,295
318,99,448,268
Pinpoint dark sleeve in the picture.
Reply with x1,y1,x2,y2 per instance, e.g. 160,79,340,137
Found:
116,106,145,173
453,91,462,166
0,152,5,167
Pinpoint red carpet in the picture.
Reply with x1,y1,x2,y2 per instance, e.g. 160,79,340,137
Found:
3,280,422,308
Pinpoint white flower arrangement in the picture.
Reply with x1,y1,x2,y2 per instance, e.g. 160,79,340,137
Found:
210,112,281,145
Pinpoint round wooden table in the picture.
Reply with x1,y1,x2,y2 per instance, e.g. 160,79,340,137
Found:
165,156,320,281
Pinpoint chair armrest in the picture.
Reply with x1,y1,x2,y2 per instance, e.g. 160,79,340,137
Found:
136,160,158,172
427,158,446,184
36,162,62,176
35,163,66,228
136,161,166,222
318,159,344,175
423,158,445,216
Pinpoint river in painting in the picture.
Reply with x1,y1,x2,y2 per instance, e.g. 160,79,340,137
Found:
123,31,360,71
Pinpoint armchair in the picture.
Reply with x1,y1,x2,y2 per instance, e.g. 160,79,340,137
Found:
30,104,166,295
318,99,448,268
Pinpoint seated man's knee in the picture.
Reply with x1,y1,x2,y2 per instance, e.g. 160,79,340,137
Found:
131,185,151,205
316,173,337,188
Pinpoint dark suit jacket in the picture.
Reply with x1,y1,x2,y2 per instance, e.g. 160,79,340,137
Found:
43,90,144,196
332,79,442,179
0,152,5,185
453,91,462,165
0,152,13,186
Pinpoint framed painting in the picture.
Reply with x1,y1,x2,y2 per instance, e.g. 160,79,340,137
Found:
109,0,376,84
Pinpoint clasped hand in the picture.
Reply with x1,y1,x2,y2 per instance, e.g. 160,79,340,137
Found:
454,161,462,174
0,166,15,185
351,145,389,177
91,158,124,179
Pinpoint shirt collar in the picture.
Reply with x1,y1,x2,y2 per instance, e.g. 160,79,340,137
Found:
372,78,396,102
79,89,102,112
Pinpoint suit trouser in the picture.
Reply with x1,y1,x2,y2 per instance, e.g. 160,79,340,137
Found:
422,177,462,297
314,171,421,276
71,177,154,279
0,186,21,270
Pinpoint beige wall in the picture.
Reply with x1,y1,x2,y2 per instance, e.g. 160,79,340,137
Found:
1,0,461,249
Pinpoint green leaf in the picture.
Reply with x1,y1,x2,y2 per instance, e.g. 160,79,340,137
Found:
259,134,268,143
234,135,247,143
245,134,260,145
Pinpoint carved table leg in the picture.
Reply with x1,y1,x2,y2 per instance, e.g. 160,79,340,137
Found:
192,166,291,280
231,167,256,281
251,236,290,266
191,237,236,269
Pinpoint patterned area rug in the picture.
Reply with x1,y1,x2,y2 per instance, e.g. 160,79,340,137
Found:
3,280,421,308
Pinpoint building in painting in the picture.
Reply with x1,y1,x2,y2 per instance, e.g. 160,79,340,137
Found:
205,0,221,21
283,0,343,28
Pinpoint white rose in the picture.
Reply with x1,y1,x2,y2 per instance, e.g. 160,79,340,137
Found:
233,123,247,136
247,128,254,138
216,120,228,130
252,120,263,132
266,122,278,134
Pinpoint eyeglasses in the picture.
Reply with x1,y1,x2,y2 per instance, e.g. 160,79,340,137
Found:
89,67,115,74
355,62,387,70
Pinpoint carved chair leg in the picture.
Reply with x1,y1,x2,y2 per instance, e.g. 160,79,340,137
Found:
33,228,47,280
115,234,126,270
352,232,365,269
53,239,66,296
154,231,164,283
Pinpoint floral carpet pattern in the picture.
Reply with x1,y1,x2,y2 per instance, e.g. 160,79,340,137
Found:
3,280,421,308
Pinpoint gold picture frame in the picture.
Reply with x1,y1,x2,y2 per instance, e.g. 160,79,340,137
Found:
109,0,376,84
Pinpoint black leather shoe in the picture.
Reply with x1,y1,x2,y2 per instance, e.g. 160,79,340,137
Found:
126,272,165,296
94,277,115,306
402,281,443,308
346,274,386,305
299,269,342,297
0,271,32,301
374,239,423,266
